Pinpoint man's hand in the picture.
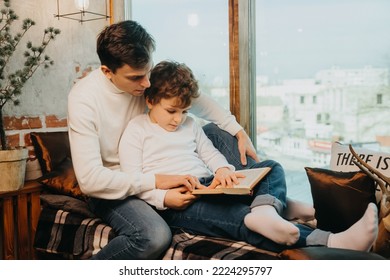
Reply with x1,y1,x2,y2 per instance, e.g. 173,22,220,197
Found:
155,174,201,191
235,129,259,165
164,187,199,210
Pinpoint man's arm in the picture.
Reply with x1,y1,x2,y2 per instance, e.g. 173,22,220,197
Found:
191,93,259,165
68,95,154,200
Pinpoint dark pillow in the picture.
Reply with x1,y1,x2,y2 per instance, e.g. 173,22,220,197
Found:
38,158,86,200
30,131,71,174
305,167,377,233
40,193,94,217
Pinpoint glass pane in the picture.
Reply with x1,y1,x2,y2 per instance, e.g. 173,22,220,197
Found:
131,0,230,109
256,0,390,203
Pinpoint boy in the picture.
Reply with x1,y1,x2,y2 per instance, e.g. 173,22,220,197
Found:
119,61,378,252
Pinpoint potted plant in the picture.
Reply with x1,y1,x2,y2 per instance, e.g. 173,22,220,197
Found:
0,0,60,191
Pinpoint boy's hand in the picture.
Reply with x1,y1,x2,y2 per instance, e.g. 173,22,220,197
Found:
208,167,244,189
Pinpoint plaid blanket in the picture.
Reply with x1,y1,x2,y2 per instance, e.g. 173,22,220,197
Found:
163,230,279,260
34,207,279,260
34,207,115,259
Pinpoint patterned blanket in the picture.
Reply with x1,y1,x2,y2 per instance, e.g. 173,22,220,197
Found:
164,230,279,260
34,206,279,260
34,207,115,259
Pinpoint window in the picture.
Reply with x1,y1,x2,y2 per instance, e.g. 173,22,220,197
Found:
256,0,390,203
130,0,230,109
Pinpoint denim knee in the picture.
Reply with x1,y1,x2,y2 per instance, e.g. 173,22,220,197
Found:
250,194,284,214
141,222,172,259
118,220,172,260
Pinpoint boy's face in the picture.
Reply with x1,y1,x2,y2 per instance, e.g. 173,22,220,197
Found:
147,97,191,132
101,62,153,96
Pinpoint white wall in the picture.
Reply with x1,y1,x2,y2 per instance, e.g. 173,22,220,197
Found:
3,0,124,118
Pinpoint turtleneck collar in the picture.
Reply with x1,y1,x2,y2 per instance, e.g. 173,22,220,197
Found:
98,68,125,95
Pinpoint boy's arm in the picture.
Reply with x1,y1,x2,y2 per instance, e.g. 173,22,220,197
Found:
119,117,199,209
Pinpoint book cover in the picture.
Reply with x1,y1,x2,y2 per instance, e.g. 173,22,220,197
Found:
192,167,271,195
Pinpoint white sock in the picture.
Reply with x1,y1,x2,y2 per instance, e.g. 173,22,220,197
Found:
283,197,315,221
244,205,300,245
327,203,378,251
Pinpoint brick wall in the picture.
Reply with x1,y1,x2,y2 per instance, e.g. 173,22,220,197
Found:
4,114,68,148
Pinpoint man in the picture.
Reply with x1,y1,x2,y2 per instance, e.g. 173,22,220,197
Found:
68,20,259,259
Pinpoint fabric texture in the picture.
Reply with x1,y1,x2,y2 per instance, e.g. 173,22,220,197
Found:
33,206,280,260
30,131,85,200
40,193,94,217
305,167,377,233
38,158,86,200
119,114,234,210
30,131,71,173
163,230,279,260
34,207,115,259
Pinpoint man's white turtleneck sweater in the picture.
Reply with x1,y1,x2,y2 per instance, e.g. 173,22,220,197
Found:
68,68,242,200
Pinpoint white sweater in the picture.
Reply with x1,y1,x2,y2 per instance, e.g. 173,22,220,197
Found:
119,114,235,209
68,68,242,199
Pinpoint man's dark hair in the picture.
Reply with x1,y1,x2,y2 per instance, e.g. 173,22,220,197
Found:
145,61,200,108
97,20,155,73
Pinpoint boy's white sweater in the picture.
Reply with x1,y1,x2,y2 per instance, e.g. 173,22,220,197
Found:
119,114,235,209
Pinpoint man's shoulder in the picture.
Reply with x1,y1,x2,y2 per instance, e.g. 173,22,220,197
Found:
69,69,101,97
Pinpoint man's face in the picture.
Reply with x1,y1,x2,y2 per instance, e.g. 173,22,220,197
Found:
147,97,191,132
101,61,153,96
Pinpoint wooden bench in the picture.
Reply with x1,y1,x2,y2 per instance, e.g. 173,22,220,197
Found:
0,181,42,259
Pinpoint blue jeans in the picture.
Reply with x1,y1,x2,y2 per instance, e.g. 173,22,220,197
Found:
88,196,171,259
159,123,322,253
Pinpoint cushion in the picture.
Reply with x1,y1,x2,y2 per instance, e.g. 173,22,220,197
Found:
305,167,377,233
30,131,85,199
280,247,385,260
30,131,71,174
38,157,86,200
40,193,94,217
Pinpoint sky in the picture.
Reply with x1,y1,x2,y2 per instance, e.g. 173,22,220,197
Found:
132,0,390,83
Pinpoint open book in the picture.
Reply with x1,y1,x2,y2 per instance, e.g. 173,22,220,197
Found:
192,167,271,195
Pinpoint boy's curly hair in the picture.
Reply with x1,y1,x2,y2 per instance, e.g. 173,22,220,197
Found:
145,61,199,108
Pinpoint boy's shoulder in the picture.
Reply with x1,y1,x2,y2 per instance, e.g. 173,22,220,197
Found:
126,114,148,129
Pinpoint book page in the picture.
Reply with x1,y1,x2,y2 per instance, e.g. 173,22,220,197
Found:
231,168,268,188
193,167,271,195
